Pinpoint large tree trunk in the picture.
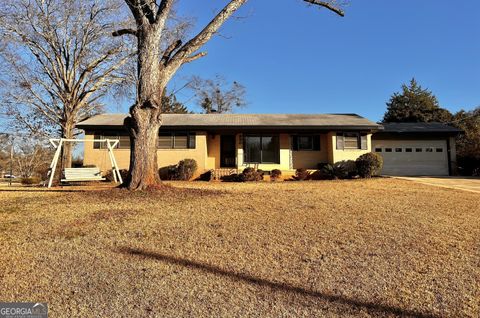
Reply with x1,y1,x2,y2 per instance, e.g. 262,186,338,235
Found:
126,25,165,190
127,114,161,189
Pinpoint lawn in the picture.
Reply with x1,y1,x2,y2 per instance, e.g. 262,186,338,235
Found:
0,179,479,317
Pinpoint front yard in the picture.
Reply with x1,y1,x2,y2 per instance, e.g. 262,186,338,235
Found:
0,179,479,317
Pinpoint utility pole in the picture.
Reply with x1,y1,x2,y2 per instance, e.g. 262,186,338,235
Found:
9,139,13,186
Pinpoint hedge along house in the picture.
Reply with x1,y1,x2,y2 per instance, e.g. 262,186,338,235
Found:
76,113,382,177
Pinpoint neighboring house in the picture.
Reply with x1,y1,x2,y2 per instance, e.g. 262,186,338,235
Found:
76,114,461,177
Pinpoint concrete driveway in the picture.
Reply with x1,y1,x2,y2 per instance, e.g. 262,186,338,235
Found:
395,176,480,193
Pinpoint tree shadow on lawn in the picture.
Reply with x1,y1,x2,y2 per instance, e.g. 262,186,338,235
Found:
118,247,440,318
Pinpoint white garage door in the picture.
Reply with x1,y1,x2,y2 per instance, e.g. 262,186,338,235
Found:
372,139,449,176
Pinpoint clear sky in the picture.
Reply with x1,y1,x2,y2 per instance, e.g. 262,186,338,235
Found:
136,0,480,122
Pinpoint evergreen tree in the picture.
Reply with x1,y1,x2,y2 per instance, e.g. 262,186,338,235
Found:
161,89,191,114
452,107,480,175
382,79,453,123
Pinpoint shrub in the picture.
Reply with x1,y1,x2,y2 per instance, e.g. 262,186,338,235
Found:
159,165,177,180
270,169,282,182
356,152,383,178
176,159,198,181
21,176,41,185
321,164,343,180
221,173,243,182
241,167,264,182
321,160,357,180
457,156,480,176
105,169,129,182
198,170,214,181
294,168,310,181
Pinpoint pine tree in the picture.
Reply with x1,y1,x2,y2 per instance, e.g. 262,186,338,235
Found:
161,89,191,114
382,79,453,123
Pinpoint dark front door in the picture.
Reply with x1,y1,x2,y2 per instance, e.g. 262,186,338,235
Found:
220,135,236,168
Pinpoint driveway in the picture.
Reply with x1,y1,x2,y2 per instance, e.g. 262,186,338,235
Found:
395,176,480,193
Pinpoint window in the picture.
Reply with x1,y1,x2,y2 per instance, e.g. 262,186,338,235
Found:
158,133,173,149
173,132,188,149
385,148,392,152
436,148,443,152
299,136,313,150
157,132,196,149
395,148,402,152
375,148,382,152
336,132,367,150
426,147,434,153
405,148,413,152
93,132,130,149
244,135,279,163
344,133,360,149
292,135,320,151
416,148,423,152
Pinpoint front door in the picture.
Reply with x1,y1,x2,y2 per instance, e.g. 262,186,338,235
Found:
220,135,236,168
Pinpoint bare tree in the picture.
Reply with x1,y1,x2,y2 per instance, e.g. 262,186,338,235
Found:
114,0,345,190
0,0,132,169
15,140,52,179
189,75,246,114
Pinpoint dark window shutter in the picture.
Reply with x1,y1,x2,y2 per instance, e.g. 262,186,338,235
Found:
292,136,299,151
313,135,321,151
360,134,368,150
336,133,344,150
188,132,196,149
93,133,101,149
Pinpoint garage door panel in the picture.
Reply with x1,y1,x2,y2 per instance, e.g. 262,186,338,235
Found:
372,139,448,176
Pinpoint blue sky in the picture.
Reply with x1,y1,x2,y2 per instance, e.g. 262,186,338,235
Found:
130,0,480,122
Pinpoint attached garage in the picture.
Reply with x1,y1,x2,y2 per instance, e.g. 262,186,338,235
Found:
372,123,462,176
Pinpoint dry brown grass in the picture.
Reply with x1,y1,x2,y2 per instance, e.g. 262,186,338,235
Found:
0,179,479,317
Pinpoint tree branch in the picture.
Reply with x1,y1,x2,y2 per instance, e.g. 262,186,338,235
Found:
167,0,247,71
161,39,182,64
112,28,138,37
303,0,345,16
184,52,207,64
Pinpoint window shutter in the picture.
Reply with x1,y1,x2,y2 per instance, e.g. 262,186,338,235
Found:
313,135,321,151
336,133,344,150
360,134,368,150
292,136,299,151
188,132,196,149
93,133,101,149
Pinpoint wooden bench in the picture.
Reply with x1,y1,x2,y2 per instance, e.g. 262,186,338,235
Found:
61,168,105,182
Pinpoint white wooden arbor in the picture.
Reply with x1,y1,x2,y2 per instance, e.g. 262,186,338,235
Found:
47,138,123,188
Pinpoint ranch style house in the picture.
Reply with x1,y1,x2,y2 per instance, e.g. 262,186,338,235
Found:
76,113,462,177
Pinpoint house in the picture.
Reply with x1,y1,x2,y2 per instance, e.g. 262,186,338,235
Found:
76,113,461,177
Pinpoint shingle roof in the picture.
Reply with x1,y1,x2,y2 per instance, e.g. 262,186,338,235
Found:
380,122,462,134
77,113,382,130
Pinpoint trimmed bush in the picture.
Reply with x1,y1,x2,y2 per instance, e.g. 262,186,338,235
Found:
21,176,41,185
158,159,198,181
241,167,264,182
270,169,282,182
356,152,383,178
159,165,177,180
294,168,310,181
105,169,129,182
176,159,198,181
